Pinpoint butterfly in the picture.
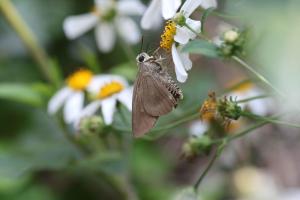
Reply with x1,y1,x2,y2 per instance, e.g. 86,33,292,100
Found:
132,52,183,137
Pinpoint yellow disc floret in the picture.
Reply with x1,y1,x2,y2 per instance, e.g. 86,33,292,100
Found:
97,81,124,99
66,69,93,91
160,20,176,51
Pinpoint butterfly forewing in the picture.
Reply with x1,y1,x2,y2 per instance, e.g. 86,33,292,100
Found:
141,74,176,116
132,72,158,137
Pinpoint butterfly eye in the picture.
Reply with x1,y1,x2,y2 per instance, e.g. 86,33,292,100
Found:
138,55,145,62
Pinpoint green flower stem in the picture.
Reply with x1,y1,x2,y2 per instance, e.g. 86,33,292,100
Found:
184,22,211,42
0,0,56,85
211,115,279,144
241,111,300,129
236,94,270,103
232,56,284,97
194,142,226,191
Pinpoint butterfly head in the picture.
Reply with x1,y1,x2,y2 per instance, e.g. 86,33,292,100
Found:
136,52,152,63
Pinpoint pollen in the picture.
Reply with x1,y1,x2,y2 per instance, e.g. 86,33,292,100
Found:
97,81,124,99
160,20,176,51
200,92,217,122
66,69,93,91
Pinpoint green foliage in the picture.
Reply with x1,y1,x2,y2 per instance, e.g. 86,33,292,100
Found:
0,83,45,106
182,40,220,58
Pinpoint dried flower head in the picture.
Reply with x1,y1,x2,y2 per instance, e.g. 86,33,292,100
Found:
200,92,217,122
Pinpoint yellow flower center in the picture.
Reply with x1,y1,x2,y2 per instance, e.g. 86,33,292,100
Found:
66,69,93,91
234,81,254,93
200,92,217,122
160,20,177,51
97,81,124,99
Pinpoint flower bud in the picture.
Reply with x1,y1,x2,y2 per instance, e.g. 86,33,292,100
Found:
224,30,239,43
217,96,242,120
78,115,104,135
182,136,213,159
173,12,186,26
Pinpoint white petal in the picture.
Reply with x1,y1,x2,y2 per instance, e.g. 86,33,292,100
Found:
63,92,84,123
48,87,73,114
162,0,181,19
94,0,113,10
186,18,201,38
172,44,188,83
178,48,192,71
95,23,116,52
117,0,146,15
101,98,117,125
141,0,163,30
117,87,133,111
174,26,192,44
74,100,102,126
201,0,217,9
63,14,98,39
80,101,102,118
87,74,128,94
180,0,202,17
189,121,208,137
116,17,141,44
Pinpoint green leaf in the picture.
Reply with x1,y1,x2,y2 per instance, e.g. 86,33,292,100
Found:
0,110,81,180
201,7,215,33
182,40,220,58
0,83,44,106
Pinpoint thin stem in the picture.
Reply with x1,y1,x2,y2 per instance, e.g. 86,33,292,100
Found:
112,112,200,137
236,95,270,103
232,56,284,97
0,0,56,85
242,112,300,129
184,23,211,42
194,142,225,191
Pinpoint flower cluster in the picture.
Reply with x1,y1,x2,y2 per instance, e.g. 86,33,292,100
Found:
48,69,133,132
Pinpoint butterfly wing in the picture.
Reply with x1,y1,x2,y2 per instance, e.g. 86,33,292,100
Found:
132,72,158,137
141,74,177,116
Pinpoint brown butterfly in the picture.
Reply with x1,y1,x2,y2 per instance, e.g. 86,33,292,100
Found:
132,52,183,137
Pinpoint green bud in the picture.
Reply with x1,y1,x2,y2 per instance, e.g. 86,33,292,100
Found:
218,29,248,57
223,30,239,43
79,115,104,135
217,96,242,120
182,136,213,159
173,12,186,26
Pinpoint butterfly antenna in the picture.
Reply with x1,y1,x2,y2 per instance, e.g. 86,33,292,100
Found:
140,35,144,53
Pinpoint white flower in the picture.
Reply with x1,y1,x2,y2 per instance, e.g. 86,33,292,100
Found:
228,81,273,116
159,0,203,82
141,0,181,29
141,0,218,30
48,69,98,124
63,0,145,52
76,74,133,125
